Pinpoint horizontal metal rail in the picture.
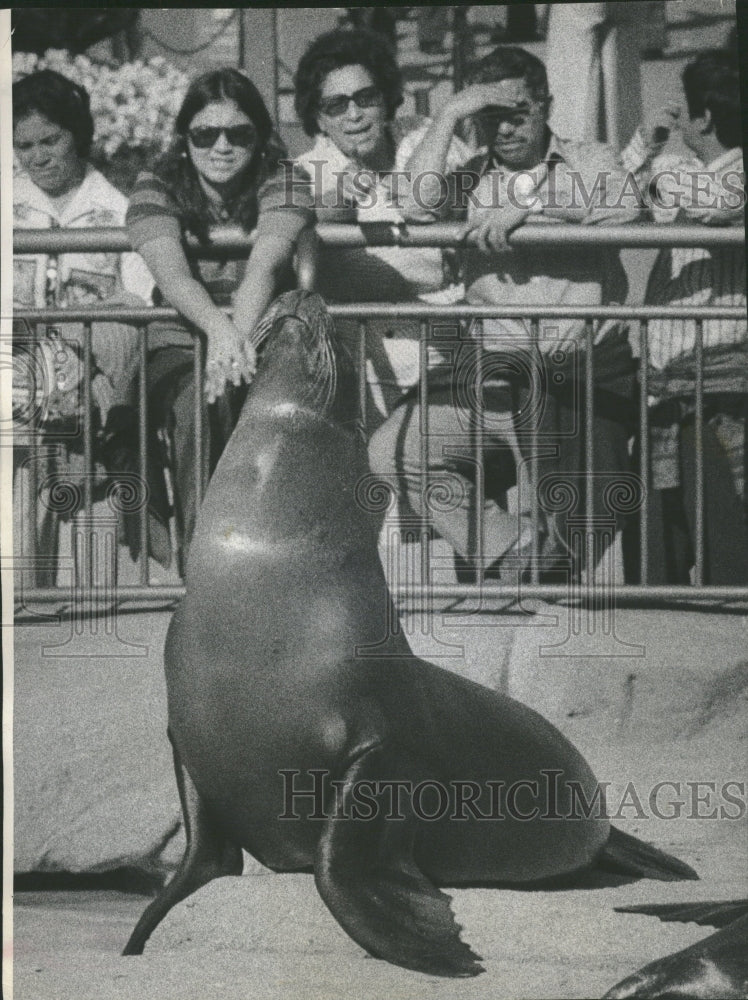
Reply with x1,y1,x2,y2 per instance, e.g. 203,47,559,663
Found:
13,305,747,324
15,585,748,607
314,222,747,249
10,228,748,612
13,221,746,255
13,226,255,255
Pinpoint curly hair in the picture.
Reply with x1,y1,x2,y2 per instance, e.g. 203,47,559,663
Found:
294,28,403,137
13,69,94,158
468,46,549,104
153,67,287,241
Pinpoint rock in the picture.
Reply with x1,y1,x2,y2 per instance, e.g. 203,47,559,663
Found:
14,610,182,876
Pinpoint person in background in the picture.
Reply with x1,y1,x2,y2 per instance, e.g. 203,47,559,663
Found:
13,69,155,583
379,45,641,579
622,49,747,584
13,69,154,453
126,67,313,568
293,27,471,425
293,27,483,567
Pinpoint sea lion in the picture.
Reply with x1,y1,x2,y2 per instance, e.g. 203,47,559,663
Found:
124,290,697,977
603,900,748,999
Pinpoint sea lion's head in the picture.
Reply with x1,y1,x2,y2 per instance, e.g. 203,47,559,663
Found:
250,290,360,431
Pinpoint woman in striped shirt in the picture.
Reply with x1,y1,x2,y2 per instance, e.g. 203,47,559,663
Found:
126,68,313,568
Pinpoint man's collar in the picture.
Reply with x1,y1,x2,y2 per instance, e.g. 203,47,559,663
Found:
545,131,566,164
480,128,564,173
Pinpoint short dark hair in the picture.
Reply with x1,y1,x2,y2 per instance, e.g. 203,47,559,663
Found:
468,45,549,103
12,69,94,158
294,28,403,137
682,50,742,149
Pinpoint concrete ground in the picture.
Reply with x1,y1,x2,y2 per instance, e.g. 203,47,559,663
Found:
8,577,748,1000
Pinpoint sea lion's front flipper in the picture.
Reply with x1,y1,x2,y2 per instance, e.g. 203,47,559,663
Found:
123,737,243,955
314,744,484,978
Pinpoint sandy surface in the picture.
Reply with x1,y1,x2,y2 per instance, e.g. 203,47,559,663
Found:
9,595,748,1000
10,826,743,1000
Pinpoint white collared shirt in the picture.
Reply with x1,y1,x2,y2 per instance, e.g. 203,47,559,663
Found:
295,118,470,417
14,166,154,308
637,145,746,370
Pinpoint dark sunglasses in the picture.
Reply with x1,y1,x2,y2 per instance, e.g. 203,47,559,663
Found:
318,85,383,118
188,125,257,149
474,102,546,129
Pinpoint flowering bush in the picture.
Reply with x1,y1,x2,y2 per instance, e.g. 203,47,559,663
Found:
12,49,189,159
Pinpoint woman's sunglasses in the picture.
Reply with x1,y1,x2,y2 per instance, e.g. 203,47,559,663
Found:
188,125,257,149
318,85,383,118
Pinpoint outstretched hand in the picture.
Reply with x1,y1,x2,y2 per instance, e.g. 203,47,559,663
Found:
642,102,681,149
204,319,257,404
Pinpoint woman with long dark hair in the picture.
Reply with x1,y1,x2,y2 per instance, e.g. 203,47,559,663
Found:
127,67,312,565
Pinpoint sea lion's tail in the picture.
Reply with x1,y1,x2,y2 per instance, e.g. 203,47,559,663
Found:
598,827,699,881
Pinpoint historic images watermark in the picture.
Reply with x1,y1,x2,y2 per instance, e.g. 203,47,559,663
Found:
279,769,748,823
281,160,747,215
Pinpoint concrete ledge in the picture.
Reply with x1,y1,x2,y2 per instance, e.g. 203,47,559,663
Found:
13,609,183,876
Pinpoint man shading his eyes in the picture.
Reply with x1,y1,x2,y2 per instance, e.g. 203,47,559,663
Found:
380,45,642,582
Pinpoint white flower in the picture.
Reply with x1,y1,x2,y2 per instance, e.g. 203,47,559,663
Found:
13,48,190,161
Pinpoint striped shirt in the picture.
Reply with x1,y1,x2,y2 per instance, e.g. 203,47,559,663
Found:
126,163,313,306
624,133,746,372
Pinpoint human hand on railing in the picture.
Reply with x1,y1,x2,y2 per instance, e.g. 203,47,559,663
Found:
204,317,257,404
461,203,530,253
641,102,681,151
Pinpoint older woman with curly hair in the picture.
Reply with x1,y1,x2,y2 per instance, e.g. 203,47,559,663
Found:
294,28,470,426
294,30,537,577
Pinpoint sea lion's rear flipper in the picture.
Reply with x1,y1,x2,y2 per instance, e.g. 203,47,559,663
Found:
314,745,484,978
615,899,748,928
598,827,698,882
123,737,243,955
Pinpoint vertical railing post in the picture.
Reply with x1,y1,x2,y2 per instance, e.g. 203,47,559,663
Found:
138,325,149,585
452,7,469,92
585,319,595,587
357,321,368,431
639,320,650,584
473,328,485,584
530,317,540,584
26,324,42,587
694,318,705,586
81,322,94,604
194,335,204,510
419,318,431,622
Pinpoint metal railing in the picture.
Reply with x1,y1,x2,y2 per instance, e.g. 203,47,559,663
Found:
10,223,747,609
